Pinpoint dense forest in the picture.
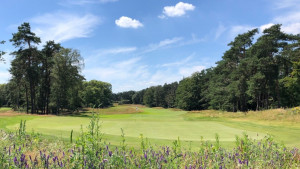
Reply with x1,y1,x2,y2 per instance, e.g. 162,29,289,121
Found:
0,23,299,113
114,24,300,111
0,23,112,114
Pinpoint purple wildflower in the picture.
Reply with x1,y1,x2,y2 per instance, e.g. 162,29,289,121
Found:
14,156,18,164
238,159,242,164
20,154,25,163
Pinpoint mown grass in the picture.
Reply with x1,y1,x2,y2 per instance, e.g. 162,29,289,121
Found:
1,105,300,149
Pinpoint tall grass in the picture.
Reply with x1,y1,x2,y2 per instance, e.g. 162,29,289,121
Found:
188,108,300,123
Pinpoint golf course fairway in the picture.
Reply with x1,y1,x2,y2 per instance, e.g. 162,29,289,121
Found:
2,105,300,149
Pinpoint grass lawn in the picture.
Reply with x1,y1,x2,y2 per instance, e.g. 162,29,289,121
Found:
1,105,300,149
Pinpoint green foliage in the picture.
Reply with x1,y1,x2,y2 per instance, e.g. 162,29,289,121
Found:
82,80,113,108
120,128,126,151
17,120,26,140
50,48,85,113
0,40,5,62
132,89,145,104
5,22,112,114
143,87,155,107
10,22,41,114
38,41,62,114
72,112,103,167
280,59,300,106
0,84,10,107
139,82,178,108
125,25,299,111
113,90,136,104
176,72,207,110
70,129,73,143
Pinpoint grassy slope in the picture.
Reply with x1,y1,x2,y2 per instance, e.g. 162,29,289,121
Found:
1,105,300,149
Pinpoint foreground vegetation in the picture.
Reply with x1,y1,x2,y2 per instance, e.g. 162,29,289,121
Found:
0,114,299,168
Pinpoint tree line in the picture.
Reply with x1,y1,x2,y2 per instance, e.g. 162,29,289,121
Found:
0,23,112,114
1,23,299,112
114,24,300,111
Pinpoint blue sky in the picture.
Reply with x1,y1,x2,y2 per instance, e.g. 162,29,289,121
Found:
1,0,300,92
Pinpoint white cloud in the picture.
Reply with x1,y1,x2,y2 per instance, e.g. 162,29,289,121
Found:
158,15,166,19
83,52,206,92
84,57,143,80
215,23,227,39
229,11,300,37
179,66,205,77
274,0,300,9
259,23,275,32
272,11,300,34
264,0,300,34
146,70,181,86
281,23,300,34
0,71,10,84
83,57,151,92
161,2,195,18
229,25,255,38
273,12,300,24
31,12,100,43
97,47,137,56
115,16,143,29
142,37,183,53
0,53,11,84
161,53,194,67
159,37,182,46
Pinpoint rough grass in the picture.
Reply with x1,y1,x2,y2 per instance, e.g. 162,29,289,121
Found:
185,107,300,147
188,108,299,121
0,107,12,113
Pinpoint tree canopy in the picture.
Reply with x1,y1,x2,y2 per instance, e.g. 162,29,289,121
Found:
0,22,113,114
118,24,300,111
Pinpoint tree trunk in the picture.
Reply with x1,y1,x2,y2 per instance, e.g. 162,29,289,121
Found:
276,79,281,108
30,82,34,114
25,84,29,113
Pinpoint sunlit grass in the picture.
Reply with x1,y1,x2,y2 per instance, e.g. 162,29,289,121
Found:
185,108,300,147
1,105,300,149
0,107,11,113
